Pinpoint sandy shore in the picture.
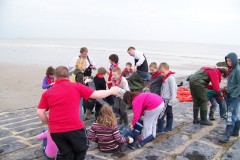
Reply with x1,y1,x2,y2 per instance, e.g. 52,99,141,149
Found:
0,63,45,112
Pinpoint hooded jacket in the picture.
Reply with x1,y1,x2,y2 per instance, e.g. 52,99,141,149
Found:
225,52,240,98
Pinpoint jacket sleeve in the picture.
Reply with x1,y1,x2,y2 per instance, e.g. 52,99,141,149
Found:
42,77,51,89
68,56,78,72
112,126,128,143
135,51,145,67
88,125,98,142
168,76,178,106
37,130,48,140
131,101,142,126
208,71,221,93
230,69,240,98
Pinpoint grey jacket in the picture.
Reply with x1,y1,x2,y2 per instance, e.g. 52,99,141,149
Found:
161,75,177,106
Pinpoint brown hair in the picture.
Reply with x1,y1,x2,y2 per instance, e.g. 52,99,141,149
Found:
123,91,139,105
75,58,87,72
159,62,169,70
46,66,55,76
54,66,69,79
109,54,119,64
80,47,88,53
149,62,158,68
96,105,117,126
112,68,122,74
126,62,132,67
127,46,135,51
218,67,228,78
97,67,107,75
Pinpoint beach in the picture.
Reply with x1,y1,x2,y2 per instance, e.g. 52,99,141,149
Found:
0,38,240,111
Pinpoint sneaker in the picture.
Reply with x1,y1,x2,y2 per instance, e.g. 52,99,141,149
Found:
156,131,164,136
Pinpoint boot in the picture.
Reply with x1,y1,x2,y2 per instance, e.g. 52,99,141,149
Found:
138,134,154,147
209,111,215,121
128,130,140,150
193,108,200,124
232,120,240,137
200,110,213,126
219,125,233,143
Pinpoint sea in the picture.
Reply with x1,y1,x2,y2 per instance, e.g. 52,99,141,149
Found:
0,38,240,77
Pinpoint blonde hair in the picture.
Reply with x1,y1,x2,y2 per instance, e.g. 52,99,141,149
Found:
149,62,158,68
75,58,87,72
96,105,117,126
159,62,169,70
112,68,122,74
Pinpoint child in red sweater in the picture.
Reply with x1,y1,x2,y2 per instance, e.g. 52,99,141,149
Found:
88,105,133,152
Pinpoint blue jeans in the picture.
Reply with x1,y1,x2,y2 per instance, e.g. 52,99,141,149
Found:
136,70,150,81
226,95,240,127
157,104,173,132
209,97,226,117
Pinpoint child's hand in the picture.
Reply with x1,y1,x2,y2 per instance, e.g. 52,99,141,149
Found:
129,124,134,130
50,82,54,86
85,78,93,83
128,137,134,144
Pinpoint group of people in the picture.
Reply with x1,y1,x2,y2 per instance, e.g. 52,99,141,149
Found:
36,46,240,160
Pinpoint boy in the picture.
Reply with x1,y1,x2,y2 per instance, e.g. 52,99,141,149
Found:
112,68,130,126
149,62,163,95
157,62,177,133
122,62,133,78
220,52,240,142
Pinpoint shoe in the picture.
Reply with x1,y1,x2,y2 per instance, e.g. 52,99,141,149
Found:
200,110,213,126
139,134,155,147
193,108,200,124
120,143,128,152
219,125,233,143
128,141,138,150
209,111,215,121
232,120,240,137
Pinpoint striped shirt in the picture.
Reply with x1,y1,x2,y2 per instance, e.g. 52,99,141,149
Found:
88,123,129,152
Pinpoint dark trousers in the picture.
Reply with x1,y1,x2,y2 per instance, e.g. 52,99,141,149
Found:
113,97,128,125
51,128,89,160
157,104,173,132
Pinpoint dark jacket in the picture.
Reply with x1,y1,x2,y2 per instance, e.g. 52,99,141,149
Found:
225,52,240,97
149,72,163,95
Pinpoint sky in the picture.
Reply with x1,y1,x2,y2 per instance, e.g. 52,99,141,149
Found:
0,0,240,45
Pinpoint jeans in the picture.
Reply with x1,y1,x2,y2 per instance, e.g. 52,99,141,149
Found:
157,103,173,132
136,70,151,81
209,97,226,117
225,95,240,127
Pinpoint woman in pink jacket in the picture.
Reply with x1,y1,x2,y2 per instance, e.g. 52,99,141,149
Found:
123,91,166,149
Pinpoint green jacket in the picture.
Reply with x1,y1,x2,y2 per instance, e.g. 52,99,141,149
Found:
225,52,240,98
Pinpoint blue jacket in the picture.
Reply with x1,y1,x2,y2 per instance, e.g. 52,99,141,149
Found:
225,52,240,98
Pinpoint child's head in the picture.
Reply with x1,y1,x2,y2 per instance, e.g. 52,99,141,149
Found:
109,54,119,65
97,67,107,75
218,68,228,80
126,62,132,70
226,58,232,67
96,105,117,126
123,91,139,105
75,58,87,72
80,47,88,59
127,46,135,56
149,62,158,75
112,68,122,80
159,62,169,74
75,72,85,84
46,66,55,77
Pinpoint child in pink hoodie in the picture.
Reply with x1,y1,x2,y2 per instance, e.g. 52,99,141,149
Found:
123,91,166,149
37,129,58,160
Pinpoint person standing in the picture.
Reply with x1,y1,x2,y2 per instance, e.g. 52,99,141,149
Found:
220,52,240,142
68,47,96,77
127,46,150,80
37,66,120,160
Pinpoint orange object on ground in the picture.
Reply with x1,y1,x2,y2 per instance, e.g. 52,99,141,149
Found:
177,87,193,102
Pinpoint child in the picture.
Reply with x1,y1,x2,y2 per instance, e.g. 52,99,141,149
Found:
220,52,240,142
88,105,134,152
123,91,166,149
70,57,87,82
107,54,119,89
157,62,177,133
42,66,55,89
149,62,163,95
93,67,108,118
112,68,130,126
37,129,58,160
122,62,133,78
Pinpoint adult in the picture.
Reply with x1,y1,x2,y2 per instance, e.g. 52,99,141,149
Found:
68,47,96,77
37,66,120,160
127,46,150,80
189,66,227,126
220,52,240,142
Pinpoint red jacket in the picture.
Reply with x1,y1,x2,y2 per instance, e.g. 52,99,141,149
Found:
202,67,221,93
108,64,119,89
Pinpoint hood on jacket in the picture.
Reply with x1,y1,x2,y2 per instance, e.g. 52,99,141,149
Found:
225,52,238,69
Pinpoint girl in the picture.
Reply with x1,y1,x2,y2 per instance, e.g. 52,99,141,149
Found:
37,129,58,160
70,57,87,82
88,105,133,152
123,91,166,149
42,66,55,89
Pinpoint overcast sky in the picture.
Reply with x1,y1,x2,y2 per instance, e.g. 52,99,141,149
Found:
0,0,240,45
